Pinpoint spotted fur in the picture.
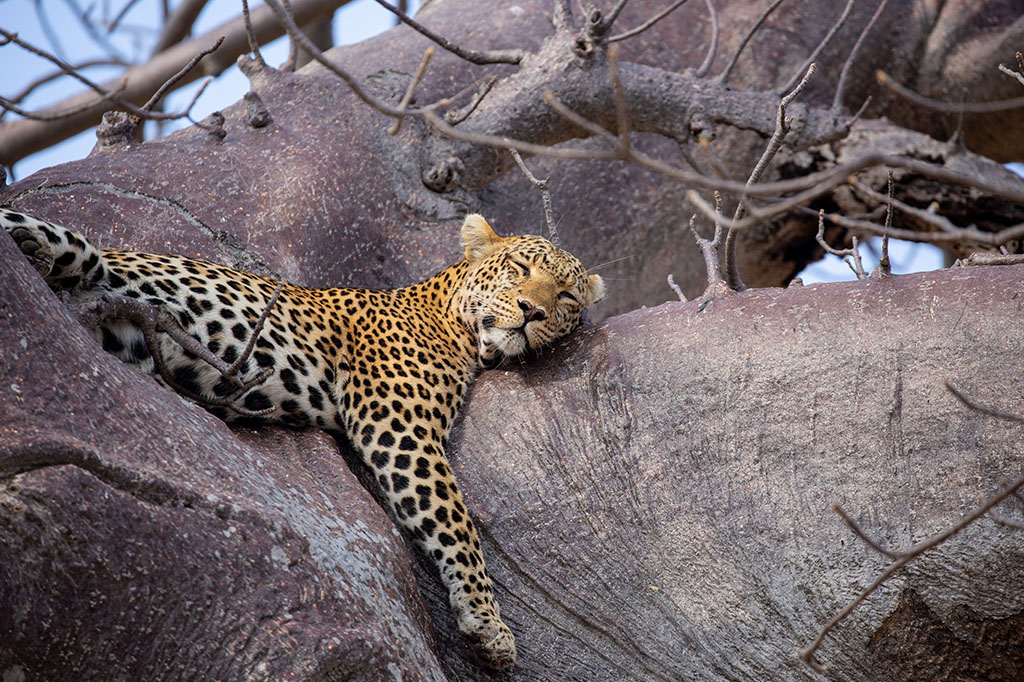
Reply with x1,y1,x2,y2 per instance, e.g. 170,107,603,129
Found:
2,208,605,669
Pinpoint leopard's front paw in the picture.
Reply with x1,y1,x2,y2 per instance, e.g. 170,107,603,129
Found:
459,613,517,670
8,224,54,277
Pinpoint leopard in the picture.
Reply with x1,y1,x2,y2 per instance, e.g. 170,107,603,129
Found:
1,207,605,670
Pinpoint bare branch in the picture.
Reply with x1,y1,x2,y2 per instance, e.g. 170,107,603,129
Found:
509,147,556,244
262,0,465,121
694,0,718,78
877,70,1024,114
778,0,852,95
834,0,891,110
872,169,893,278
801,469,1024,672
0,0,352,167
724,63,816,290
370,0,525,65
946,382,1024,424
74,284,286,418
608,0,692,44
3,59,129,109
667,273,687,301
816,209,867,279
716,0,787,85
389,47,434,135
141,36,224,114
241,0,267,67
832,503,904,560
445,75,497,125
998,62,1024,89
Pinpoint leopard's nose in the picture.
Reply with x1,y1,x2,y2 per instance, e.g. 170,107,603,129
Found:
518,299,547,322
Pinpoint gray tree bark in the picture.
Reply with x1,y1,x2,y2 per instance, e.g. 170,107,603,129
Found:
2,1,1023,680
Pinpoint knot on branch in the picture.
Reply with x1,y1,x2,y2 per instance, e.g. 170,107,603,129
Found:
422,156,464,193
92,111,136,154
244,91,273,129
237,53,275,89
204,112,226,144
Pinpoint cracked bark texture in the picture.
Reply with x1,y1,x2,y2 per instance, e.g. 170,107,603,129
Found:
2,0,1024,679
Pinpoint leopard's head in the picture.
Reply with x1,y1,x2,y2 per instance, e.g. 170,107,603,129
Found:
458,214,605,366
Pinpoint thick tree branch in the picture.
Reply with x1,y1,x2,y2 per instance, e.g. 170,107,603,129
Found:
0,0,349,167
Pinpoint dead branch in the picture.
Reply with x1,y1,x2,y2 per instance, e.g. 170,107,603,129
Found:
445,76,498,125
0,0,349,167
815,209,867,279
240,0,268,68
509,148,556,244
877,70,1024,114
724,63,816,290
74,283,285,418
262,0,472,122
871,169,894,278
693,0,718,78
802,477,1024,673
607,0,693,44
370,0,525,65
140,36,225,114
800,381,1024,673
716,0,787,85
833,0,890,110
777,0,852,95
389,47,434,135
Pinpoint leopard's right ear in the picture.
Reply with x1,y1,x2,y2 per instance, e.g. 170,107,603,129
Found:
462,214,504,263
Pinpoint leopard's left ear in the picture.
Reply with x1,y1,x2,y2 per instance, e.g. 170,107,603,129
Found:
584,274,606,306
462,214,504,263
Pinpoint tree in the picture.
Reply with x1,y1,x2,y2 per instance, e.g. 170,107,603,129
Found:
1,1,1023,680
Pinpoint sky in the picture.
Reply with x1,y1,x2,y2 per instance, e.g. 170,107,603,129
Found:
0,0,946,283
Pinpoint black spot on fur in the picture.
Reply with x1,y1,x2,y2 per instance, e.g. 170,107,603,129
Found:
243,390,273,412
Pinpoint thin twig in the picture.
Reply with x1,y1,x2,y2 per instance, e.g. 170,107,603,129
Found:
873,168,893,277
694,0,718,78
717,0,787,84
389,47,434,135
834,0,890,110
0,28,219,122
848,177,959,234
370,0,524,65
832,503,904,560
4,59,128,106
262,0,467,120
608,0,692,44
778,0,852,95
723,63,816,290
946,381,1024,424
816,209,867,279
876,69,1024,114
801,469,1024,672
607,45,631,157
240,0,267,67
510,147,556,244
445,75,498,125
667,273,686,301
141,36,224,113
998,63,1024,89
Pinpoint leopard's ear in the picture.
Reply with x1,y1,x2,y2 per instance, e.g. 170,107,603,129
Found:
584,274,606,306
462,214,504,263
